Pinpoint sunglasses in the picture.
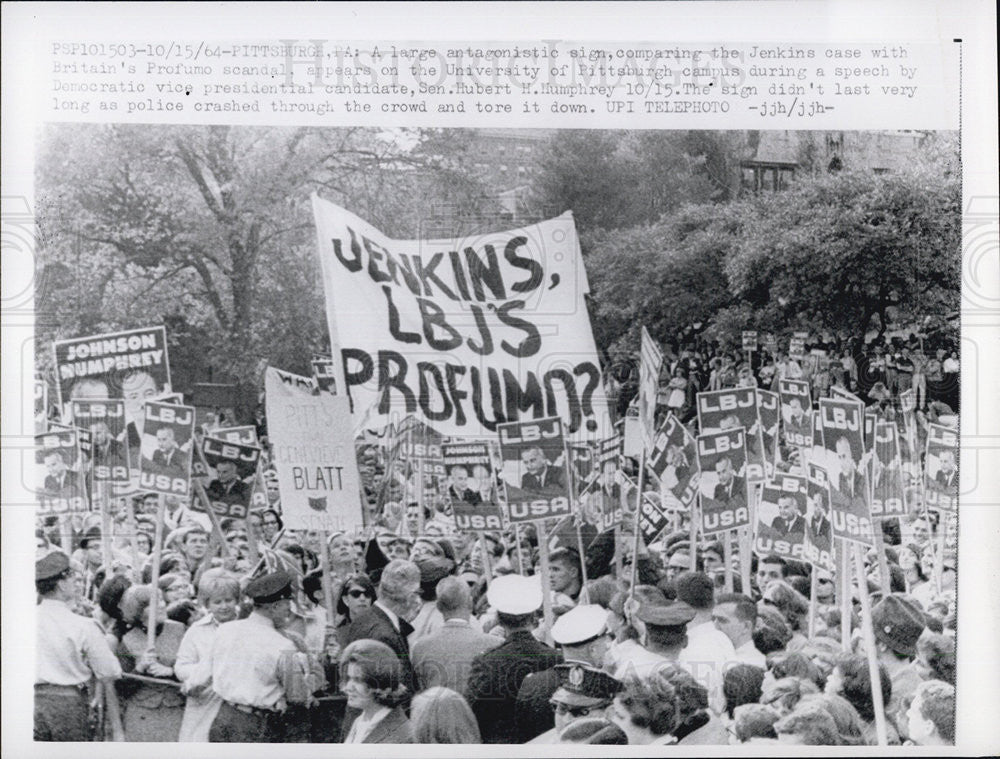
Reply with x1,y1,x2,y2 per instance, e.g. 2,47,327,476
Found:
347,589,371,599
549,700,604,717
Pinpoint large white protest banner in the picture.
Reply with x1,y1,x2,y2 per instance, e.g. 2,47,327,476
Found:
265,366,364,533
312,196,609,439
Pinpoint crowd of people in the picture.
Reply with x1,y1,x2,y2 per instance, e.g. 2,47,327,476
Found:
34,326,959,746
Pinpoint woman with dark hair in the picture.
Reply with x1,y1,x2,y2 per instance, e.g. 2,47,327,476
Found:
662,667,728,745
115,585,186,741
767,651,824,690
333,573,376,646
915,631,956,685
340,639,413,743
260,508,283,544
723,664,765,720
607,671,680,745
760,580,810,650
761,676,820,716
823,652,900,744
799,693,867,746
774,703,842,745
97,573,133,644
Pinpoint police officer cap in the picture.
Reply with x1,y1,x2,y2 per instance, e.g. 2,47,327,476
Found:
552,604,608,646
553,663,624,705
245,569,294,604
487,573,542,615
635,599,697,627
36,551,71,582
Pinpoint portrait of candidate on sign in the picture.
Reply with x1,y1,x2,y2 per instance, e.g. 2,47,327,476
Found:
647,413,698,508
198,435,261,519
497,416,571,523
55,326,171,427
442,442,504,531
804,462,836,573
924,422,958,512
35,429,89,515
138,401,195,497
697,387,768,482
778,378,812,449
871,419,907,519
754,474,808,561
818,397,874,546
71,399,130,483
696,427,750,536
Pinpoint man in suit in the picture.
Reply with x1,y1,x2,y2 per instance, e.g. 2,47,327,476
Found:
410,576,503,693
144,426,186,478
206,460,250,508
343,559,421,691
713,457,745,506
42,449,84,499
90,421,127,476
515,604,612,742
934,450,957,492
805,490,832,546
465,574,562,743
520,446,565,493
446,464,481,506
770,494,805,537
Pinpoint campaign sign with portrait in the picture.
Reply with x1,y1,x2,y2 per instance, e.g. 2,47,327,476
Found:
581,431,625,530
195,436,262,519
35,429,89,514
871,420,907,519
54,326,171,429
924,423,958,512
138,401,195,497
442,442,503,531
803,463,836,573
754,474,808,561
71,399,130,483
647,413,699,508
696,427,750,536
817,398,874,546
497,416,571,523
697,388,767,482
778,379,812,448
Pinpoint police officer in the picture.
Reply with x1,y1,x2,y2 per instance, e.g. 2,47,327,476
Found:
35,552,123,741
527,663,624,744
465,574,562,743
515,604,613,742
208,569,298,742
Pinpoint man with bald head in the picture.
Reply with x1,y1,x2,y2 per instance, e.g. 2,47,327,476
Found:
410,576,502,693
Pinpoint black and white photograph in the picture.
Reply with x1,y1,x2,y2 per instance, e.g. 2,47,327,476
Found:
3,4,997,753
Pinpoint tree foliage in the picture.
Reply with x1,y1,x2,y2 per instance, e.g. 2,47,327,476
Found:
35,124,495,404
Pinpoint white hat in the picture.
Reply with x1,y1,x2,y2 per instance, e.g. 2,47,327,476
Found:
487,574,543,615
551,604,609,646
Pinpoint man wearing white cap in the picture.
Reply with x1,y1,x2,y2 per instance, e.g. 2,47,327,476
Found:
515,604,613,742
465,574,562,743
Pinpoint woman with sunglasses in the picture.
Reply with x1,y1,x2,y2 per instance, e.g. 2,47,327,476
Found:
333,573,376,646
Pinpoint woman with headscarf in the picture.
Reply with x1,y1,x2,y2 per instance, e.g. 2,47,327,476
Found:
115,585,187,741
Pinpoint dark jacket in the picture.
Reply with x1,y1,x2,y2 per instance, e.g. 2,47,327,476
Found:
465,630,562,744
514,665,561,742
341,705,414,744
343,604,415,691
